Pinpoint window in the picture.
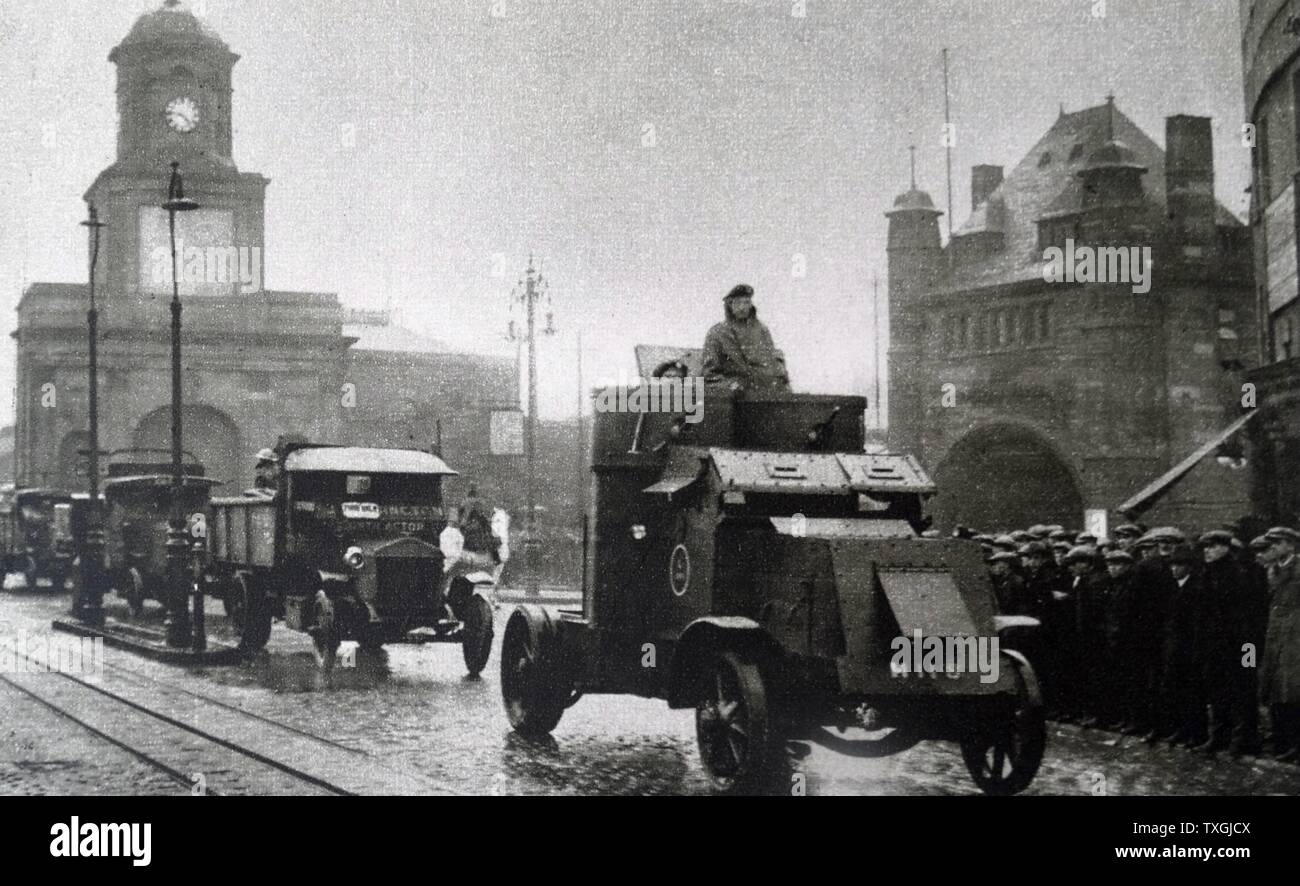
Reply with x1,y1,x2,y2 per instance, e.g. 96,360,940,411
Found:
996,312,1009,347
1038,152,1053,168
1038,304,1050,340
962,315,974,351
1069,143,1085,162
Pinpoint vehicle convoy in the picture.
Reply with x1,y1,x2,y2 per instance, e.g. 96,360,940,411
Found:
501,347,1046,795
1,487,74,589
204,443,497,675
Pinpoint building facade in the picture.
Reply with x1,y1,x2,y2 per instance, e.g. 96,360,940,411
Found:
1241,0,1300,526
887,100,1257,533
12,2,518,497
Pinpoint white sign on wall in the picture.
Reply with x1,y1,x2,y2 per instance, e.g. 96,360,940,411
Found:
490,409,525,456
1084,508,1108,541
138,206,249,297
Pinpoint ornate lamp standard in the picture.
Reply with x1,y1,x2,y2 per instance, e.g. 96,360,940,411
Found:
506,258,555,596
162,161,199,647
73,204,107,627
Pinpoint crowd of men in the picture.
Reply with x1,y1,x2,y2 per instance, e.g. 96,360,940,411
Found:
959,522,1300,761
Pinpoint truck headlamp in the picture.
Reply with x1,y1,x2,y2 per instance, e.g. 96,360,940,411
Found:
344,546,365,570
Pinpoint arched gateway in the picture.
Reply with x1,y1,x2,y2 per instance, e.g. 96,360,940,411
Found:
931,423,1083,533
131,405,242,490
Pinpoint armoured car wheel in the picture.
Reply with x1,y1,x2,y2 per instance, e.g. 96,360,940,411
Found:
695,650,782,795
501,607,568,735
960,651,1046,796
227,573,272,654
123,568,146,617
461,594,494,677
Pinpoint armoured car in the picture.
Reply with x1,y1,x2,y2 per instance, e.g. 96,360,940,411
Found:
501,351,1046,794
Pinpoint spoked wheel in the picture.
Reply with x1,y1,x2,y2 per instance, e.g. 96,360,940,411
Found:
226,573,272,655
123,567,146,617
695,650,783,794
501,607,569,735
461,594,494,677
960,651,1046,796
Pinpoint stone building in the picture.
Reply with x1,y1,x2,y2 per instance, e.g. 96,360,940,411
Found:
12,2,518,497
886,98,1257,533
1240,0,1300,525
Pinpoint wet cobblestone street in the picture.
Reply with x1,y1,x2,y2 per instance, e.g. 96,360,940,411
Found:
3,590,1299,796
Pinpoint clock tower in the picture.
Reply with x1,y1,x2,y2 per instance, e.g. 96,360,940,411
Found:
86,0,268,311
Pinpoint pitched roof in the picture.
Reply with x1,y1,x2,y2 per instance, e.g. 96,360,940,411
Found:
942,103,1242,292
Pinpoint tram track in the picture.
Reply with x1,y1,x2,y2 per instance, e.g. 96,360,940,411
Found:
0,648,367,795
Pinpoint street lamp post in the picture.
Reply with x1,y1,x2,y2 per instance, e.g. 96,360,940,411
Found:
506,258,555,596
162,161,199,648
74,204,108,627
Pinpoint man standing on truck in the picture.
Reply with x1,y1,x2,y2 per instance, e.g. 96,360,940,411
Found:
701,284,791,392
252,448,278,497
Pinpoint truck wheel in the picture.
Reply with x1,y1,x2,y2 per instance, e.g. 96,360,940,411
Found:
501,606,568,735
461,594,494,677
696,650,785,794
960,651,1046,796
227,573,272,655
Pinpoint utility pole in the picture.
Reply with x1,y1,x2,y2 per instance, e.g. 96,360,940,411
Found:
872,272,883,433
507,257,555,596
576,328,586,513
942,47,955,244
75,204,107,627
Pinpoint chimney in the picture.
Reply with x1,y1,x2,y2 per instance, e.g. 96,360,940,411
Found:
1165,115,1215,251
971,165,1003,210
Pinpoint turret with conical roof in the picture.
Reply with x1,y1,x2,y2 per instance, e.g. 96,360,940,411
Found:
884,147,945,454
1077,95,1151,243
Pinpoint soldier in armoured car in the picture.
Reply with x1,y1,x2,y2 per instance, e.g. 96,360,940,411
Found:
701,284,790,392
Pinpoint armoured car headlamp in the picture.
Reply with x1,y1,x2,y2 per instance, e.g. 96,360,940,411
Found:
344,546,365,570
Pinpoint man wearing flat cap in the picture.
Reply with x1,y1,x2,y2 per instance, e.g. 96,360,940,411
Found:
1261,526,1300,761
987,551,1024,612
1126,529,1179,739
1159,544,1208,747
1103,548,1145,731
1190,530,1265,755
701,284,790,392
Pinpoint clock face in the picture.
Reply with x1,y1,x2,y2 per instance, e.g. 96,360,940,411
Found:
165,96,199,133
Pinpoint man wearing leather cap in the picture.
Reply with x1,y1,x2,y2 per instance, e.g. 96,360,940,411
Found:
701,284,790,391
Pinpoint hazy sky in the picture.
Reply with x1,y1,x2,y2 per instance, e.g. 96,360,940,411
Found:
0,0,1250,424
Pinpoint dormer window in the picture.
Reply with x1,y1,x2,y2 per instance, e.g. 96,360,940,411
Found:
1038,152,1053,168
1069,143,1085,161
